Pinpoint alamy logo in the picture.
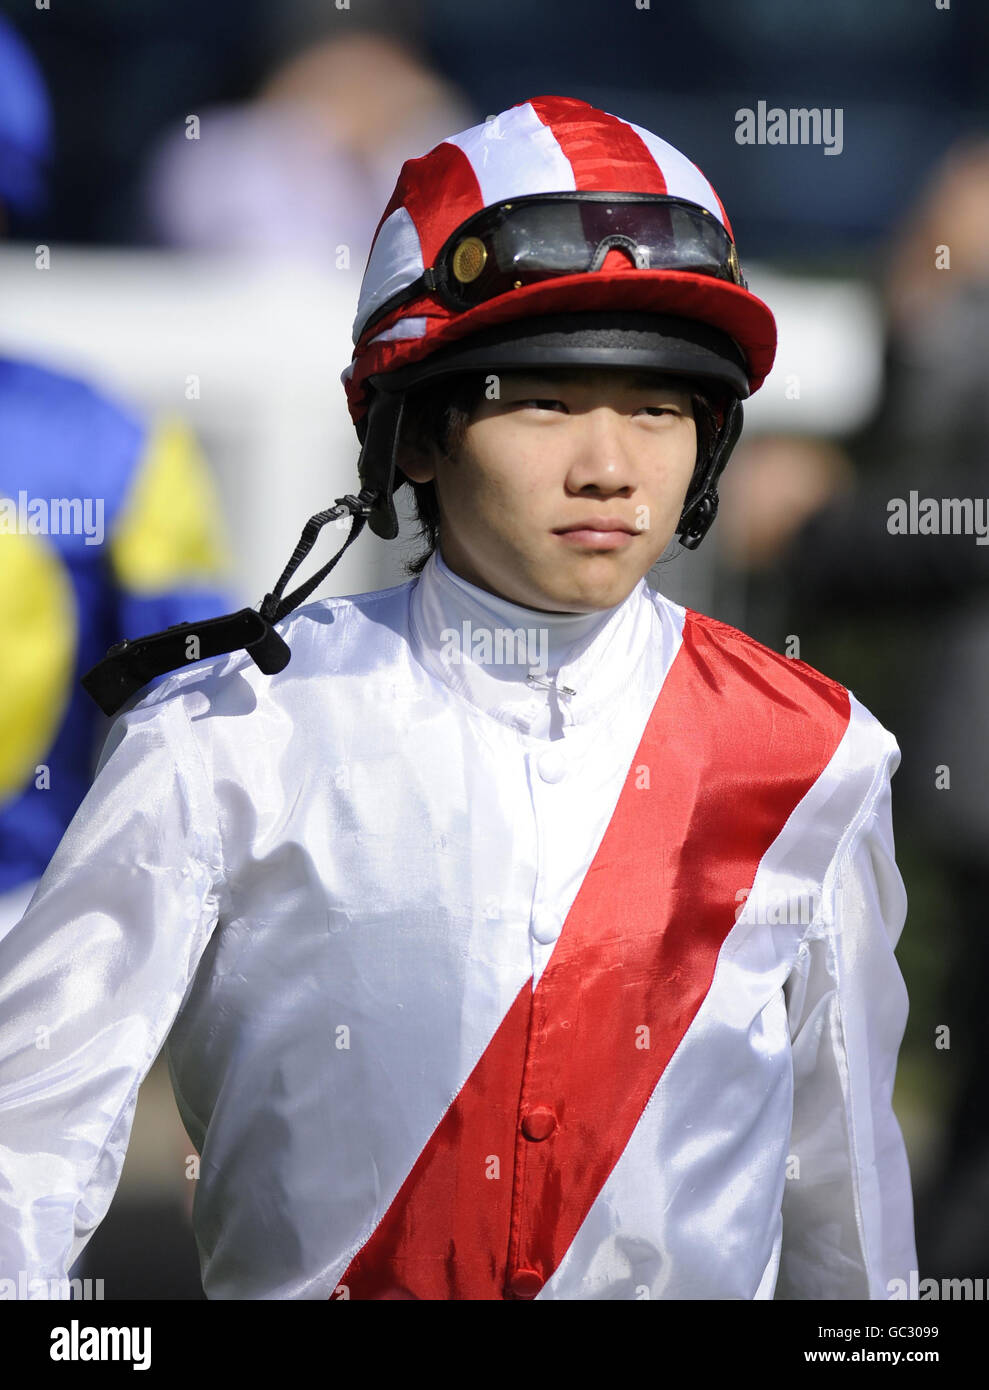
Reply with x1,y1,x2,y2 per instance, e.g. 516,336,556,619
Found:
887,492,989,545
734,885,821,926
0,491,105,546
440,620,548,674
888,1269,988,1299
735,102,843,156
50,1319,150,1371
0,1272,104,1299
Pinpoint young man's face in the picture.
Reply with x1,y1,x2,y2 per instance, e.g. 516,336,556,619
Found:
401,367,700,613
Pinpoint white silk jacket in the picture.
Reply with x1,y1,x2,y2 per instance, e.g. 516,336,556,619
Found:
0,549,917,1300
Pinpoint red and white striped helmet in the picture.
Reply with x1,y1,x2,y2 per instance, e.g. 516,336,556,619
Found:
343,95,777,544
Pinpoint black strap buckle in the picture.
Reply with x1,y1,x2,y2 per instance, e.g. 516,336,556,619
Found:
81,608,291,717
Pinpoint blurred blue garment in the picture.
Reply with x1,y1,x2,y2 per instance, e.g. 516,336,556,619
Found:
0,14,53,218
0,357,231,895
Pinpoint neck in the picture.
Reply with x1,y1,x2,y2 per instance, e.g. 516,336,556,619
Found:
433,548,621,677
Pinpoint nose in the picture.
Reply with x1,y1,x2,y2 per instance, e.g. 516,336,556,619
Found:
563,406,637,497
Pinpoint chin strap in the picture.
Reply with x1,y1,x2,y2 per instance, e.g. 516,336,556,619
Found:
677,491,720,551
258,487,380,623
675,398,743,551
81,488,382,717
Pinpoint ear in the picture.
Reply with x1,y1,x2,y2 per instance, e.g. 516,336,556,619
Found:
396,428,441,484
398,450,437,484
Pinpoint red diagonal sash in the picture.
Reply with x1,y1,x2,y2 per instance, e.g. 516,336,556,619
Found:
333,610,850,1299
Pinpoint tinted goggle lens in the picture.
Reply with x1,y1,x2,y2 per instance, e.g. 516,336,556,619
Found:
438,195,744,308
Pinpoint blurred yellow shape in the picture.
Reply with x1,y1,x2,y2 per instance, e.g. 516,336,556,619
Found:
0,526,76,805
109,417,231,593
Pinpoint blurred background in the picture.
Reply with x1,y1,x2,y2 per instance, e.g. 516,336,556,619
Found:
0,0,987,1297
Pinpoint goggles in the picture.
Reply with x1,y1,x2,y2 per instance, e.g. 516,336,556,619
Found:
361,192,745,339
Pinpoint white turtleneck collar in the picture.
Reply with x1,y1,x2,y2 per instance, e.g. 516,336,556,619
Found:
408,544,657,740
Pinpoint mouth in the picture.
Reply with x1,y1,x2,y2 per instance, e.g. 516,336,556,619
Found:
553,519,638,550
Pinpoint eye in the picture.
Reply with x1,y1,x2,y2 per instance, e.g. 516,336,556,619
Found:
517,398,566,412
639,405,681,417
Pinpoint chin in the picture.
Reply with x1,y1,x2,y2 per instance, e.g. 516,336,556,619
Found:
579,561,645,600
540,576,638,614
504,552,642,613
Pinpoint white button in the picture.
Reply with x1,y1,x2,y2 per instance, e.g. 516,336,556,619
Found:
531,913,560,944
537,749,566,783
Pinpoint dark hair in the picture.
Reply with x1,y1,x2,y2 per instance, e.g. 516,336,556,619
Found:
395,371,724,578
